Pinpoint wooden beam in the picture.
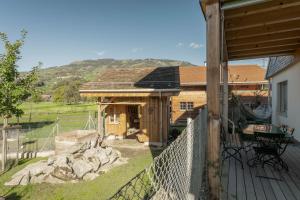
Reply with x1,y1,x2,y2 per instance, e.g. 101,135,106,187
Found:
98,99,104,136
228,40,300,53
227,30,300,47
225,5,300,30
80,92,178,97
206,1,221,199
229,44,299,57
229,50,295,60
226,19,300,40
225,0,300,19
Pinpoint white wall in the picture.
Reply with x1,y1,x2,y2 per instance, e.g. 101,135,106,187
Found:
271,61,300,140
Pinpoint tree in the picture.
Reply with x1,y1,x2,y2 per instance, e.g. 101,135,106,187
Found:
0,30,39,170
52,78,81,104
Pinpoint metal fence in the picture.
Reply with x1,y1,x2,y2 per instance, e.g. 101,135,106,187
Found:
109,107,208,200
1,111,97,171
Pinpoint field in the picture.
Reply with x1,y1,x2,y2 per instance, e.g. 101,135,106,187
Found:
0,102,160,199
1,102,98,153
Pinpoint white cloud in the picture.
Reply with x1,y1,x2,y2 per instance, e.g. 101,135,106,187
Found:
176,42,184,47
96,51,105,56
189,42,203,49
131,48,143,53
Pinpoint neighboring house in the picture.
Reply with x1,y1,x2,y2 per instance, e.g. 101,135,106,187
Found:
266,55,300,140
79,67,180,146
79,64,268,144
171,65,268,124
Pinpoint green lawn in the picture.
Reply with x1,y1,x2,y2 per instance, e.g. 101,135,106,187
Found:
0,149,157,200
3,102,98,152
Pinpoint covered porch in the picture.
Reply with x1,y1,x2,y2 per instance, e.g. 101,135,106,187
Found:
200,0,300,199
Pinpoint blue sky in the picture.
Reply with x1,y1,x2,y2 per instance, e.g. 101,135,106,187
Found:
0,0,264,71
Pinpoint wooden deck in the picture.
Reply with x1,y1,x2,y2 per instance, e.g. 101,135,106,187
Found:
221,143,300,200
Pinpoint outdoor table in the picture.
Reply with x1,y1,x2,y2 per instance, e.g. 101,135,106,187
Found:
243,124,290,171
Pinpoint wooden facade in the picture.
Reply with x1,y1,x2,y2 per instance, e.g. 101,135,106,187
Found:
171,66,268,125
102,96,170,144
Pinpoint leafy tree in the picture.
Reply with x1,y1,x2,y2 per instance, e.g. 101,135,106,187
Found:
52,79,81,104
0,30,39,126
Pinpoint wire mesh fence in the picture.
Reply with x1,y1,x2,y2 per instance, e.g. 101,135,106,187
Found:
109,107,208,200
0,110,98,171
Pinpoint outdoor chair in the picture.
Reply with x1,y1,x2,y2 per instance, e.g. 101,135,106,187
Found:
250,127,294,171
221,119,244,168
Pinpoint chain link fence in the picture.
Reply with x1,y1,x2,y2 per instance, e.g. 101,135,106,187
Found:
0,110,98,171
110,107,208,200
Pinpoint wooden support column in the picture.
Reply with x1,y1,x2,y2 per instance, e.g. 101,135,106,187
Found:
98,97,104,136
222,61,229,134
206,1,221,199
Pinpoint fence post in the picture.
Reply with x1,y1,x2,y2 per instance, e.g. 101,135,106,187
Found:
2,118,8,171
186,117,194,200
16,128,20,166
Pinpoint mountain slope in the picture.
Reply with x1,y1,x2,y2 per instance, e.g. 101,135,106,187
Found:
37,58,195,92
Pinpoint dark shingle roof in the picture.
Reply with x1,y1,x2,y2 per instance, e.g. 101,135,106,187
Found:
266,56,295,79
80,66,180,90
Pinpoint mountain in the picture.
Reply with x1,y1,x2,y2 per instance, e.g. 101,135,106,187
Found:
36,58,195,93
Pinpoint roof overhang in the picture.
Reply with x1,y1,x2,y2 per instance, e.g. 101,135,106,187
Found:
200,0,300,60
79,89,181,97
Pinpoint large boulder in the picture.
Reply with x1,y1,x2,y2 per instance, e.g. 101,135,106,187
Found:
72,159,93,178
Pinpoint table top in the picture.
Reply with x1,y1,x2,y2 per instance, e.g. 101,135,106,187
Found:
243,124,284,135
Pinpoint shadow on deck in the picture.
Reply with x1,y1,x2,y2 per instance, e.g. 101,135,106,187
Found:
221,143,300,200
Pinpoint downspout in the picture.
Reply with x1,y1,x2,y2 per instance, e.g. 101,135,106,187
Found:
159,91,163,146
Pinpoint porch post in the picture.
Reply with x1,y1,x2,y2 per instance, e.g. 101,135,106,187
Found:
222,61,229,134
206,1,221,199
98,97,104,136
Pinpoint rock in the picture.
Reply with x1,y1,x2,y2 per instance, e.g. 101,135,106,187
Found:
28,161,48,176
5,174,25,186
47,157,55,165
104,147,113,156
83,173,98,181
83,149,101,171
90,136,100,148
43,174,65,184
68,144,83,154
105,135,116,141
19,172,30,186
30,174,47,184
109,151,119,164
53,155,73,171
51,166,75,181
95,149,109,165
72,159,93,178
5,144,122,185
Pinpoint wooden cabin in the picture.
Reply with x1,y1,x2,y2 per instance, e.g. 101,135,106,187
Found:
171,65,268,124
79,67,180,146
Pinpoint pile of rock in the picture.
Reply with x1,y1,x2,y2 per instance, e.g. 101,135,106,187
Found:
5,137,125,186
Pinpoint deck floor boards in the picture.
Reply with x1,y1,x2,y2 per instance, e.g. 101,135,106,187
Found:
221,144,300,200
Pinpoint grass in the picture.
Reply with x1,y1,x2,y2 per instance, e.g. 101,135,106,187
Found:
2,102,98,151
0,149,158,200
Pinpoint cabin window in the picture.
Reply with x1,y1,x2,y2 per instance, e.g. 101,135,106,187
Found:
187,102,194,110
109,106,120,124
278,81,288,116
180,102,194,111
180,102,186,111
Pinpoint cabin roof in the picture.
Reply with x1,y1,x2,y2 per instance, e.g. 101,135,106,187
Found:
80,66,180,91
179,65,267,86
